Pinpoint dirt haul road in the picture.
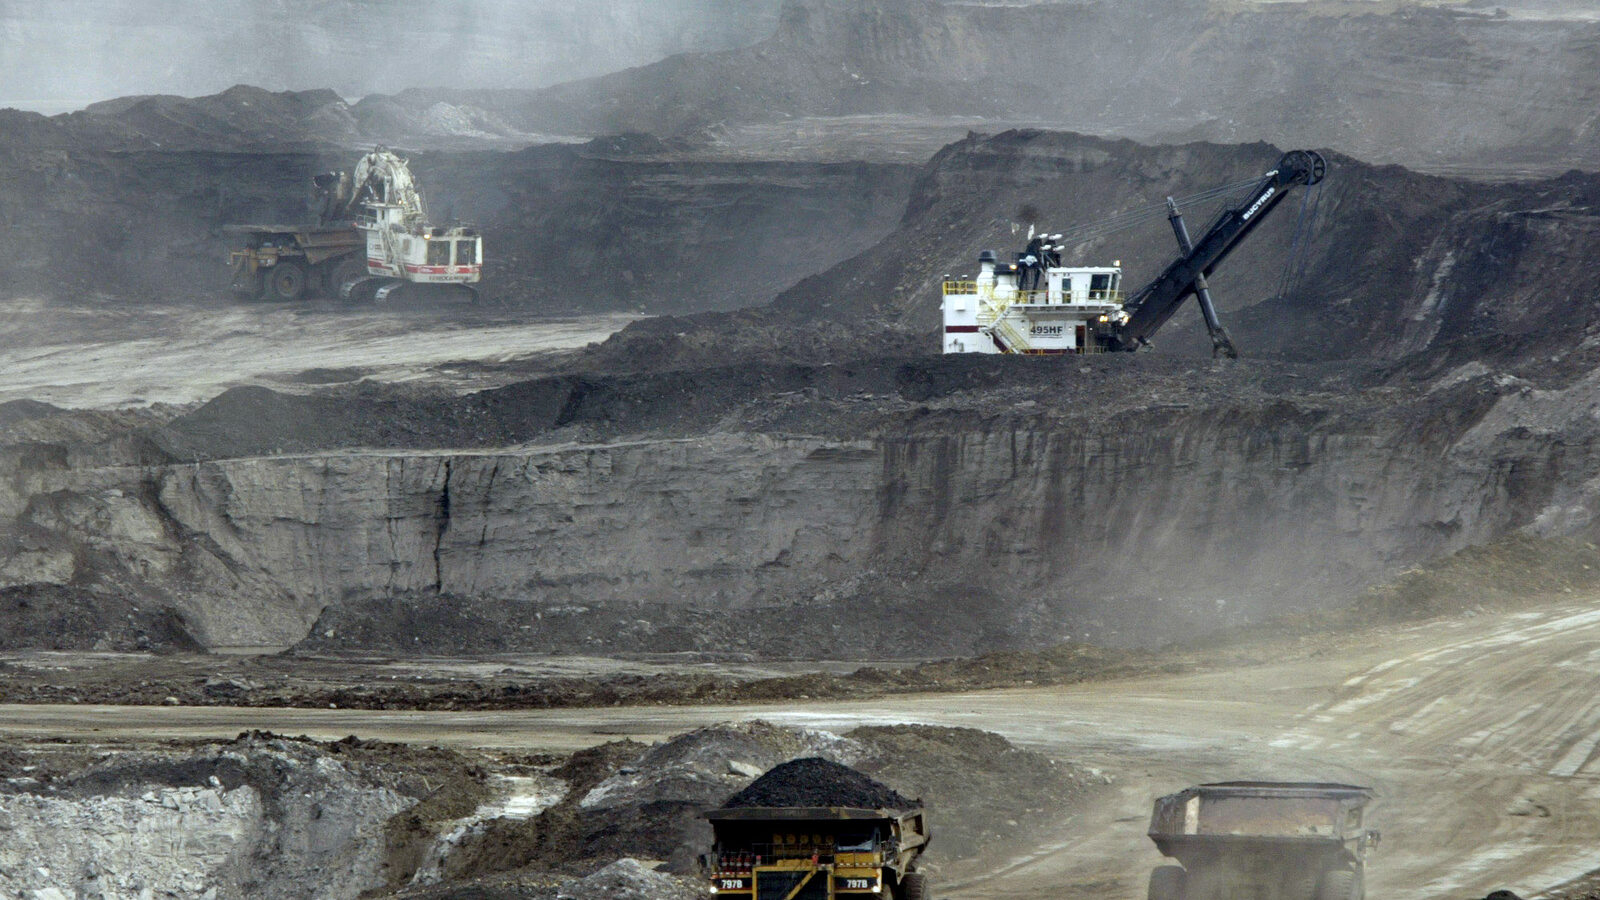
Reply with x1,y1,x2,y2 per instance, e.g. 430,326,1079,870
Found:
5,598,1600,900
0,297,636,408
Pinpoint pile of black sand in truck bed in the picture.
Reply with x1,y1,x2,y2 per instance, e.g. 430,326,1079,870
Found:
722,757,915,810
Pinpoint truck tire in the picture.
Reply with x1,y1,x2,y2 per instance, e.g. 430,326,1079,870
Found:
265,260,307,301
1148,866,1187,900
900,872,928,900
229,272,265,301
326,256,366,300
1316,868,1360,900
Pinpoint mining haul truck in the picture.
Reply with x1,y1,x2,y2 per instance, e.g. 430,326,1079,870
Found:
705,806,931,900
227,147,482,303
225,224,366,301
1146,782,1379,900
942,149,1326,358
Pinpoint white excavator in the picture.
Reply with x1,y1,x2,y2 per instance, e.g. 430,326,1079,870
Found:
334,148,482,303
227,147,482,303
942,150,1326,357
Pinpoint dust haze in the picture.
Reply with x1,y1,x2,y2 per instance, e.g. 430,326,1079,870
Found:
4,1,1600,898
0,0,781,112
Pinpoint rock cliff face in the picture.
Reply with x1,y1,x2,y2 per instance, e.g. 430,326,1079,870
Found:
6,356,1596,654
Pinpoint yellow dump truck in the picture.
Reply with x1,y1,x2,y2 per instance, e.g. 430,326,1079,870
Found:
1146,782,1379,900
704,806,930,900
225,224,365,301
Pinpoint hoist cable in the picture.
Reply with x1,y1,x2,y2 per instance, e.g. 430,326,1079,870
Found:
1030,174,1271,249
1274,179,1325,300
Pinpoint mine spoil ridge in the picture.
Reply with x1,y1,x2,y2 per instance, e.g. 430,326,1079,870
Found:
0,721,1082,899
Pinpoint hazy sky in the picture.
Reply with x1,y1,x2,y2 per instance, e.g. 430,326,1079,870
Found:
0,0,781,113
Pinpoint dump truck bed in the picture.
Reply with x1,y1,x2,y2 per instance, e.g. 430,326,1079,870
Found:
707,806,929,857
1149,782,1373,856
224,225,363,264
708,807,921,822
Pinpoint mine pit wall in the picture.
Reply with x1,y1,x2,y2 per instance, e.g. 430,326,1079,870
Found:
6,372,1593,653
150,437,886,649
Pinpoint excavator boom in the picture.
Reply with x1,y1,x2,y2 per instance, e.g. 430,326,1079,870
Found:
1110,150,1327,353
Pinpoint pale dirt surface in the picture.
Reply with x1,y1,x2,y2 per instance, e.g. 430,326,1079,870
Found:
4,597,1600,899
0,297,637,409
0,650,894,682
1213,0,1600,18
697,116,1051,164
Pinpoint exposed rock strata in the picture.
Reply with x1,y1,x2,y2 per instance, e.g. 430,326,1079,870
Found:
3,359,1595,653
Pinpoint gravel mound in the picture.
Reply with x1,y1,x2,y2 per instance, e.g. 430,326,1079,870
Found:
0,733,420,899
722,757,914,811
579,721,859,812
0,399,61,427
848,725,1094,862
399,857,701,900
562,858,702,900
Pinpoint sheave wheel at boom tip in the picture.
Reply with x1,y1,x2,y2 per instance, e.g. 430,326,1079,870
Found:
1279,149,1328,186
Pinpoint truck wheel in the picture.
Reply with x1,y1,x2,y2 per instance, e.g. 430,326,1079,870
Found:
1148,866,1187,900
265,261,307,301
1316,868,1360,900
229,272,265,301
900,872,928,900
326,256,366,300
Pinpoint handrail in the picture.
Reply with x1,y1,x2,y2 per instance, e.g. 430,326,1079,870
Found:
991,315,1033,354
943,283,1124,303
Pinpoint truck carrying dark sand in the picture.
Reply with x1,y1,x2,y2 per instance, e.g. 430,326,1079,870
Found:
705,758,931,900
1146,782,1379,900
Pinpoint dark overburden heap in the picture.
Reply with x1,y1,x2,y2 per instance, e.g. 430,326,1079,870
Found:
723,758,914,811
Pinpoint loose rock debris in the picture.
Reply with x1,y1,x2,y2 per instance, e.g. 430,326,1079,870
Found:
0,720,1090,897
